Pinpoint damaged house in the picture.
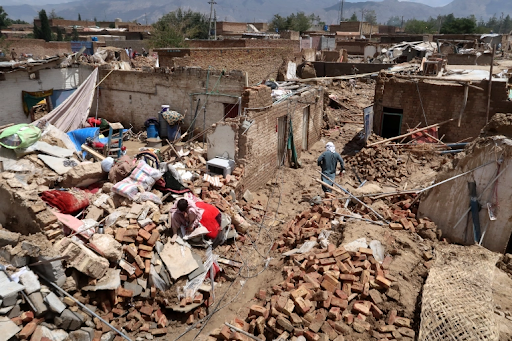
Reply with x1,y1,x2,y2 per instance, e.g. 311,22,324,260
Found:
373,69,512,142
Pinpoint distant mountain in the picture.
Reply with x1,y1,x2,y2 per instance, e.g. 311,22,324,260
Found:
1,0,511,27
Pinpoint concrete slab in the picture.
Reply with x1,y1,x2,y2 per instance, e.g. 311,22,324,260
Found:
19,270,41,295
29,291,48,317
124,281,143,297
0,280,25,298
0,316,21,340
159,241,199,280
82,269,121,291
33,141,74,158
45,292,66,314
37,155,76,175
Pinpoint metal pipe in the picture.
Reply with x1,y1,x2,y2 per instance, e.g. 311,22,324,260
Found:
439,149,463,155
418,160,495,194
318,171,389,224
34,271,133,341
225,323,263,341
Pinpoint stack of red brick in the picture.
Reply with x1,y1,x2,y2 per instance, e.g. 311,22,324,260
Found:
207,243,415,341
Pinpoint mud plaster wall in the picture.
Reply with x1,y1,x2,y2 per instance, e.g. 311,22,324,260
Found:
207,122,239,160
0,65,94,126
156,47,296,85
418,137,512,253
96,68,246,132
239,87,324,192
373,75,512,143
6,39,71,59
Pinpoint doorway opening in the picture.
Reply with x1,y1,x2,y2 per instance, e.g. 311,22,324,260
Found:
381,108,403,138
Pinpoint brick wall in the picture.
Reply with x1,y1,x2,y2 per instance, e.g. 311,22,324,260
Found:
34,19,95,27
238,86,324,192
155,47,296,85
335,41,368,55
280,31,300,40
106,40,153,53
373,75,512,142
96,68,246,132
312,62,390,77
216,22,247,34
6,39,71,58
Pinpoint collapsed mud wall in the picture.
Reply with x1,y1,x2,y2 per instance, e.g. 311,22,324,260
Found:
418,136,512,252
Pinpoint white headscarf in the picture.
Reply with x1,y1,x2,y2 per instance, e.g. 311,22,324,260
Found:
326,142,336,153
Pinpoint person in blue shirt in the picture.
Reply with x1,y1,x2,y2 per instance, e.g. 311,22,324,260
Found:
317,142,344,193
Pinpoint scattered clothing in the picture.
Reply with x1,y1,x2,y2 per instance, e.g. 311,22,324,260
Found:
41,189,90,214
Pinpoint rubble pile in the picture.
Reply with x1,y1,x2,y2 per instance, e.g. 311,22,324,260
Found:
345,144,442,184
131,56,157,70
0,128,265,341
207,204,417,341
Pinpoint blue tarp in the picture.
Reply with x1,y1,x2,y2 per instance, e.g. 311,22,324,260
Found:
67,127,127,156
50,89,76,108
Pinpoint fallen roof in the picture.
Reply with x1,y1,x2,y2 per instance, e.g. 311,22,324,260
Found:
0,56,65,74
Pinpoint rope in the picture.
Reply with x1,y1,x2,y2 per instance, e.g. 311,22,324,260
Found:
416,81,428,126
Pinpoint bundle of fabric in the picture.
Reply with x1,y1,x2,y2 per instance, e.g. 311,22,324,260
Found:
112,160,162,200
196,201,221,239
161,110,183,126
108,155,136,184
41,189,90,214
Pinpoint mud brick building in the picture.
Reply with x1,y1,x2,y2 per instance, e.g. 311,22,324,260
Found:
208,84,324,192
373,72,512,142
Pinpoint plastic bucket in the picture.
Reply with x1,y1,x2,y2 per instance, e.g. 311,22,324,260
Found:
147,123,159,138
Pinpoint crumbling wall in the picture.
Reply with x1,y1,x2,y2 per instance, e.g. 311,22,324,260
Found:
156,47,296,85
0,181,56,234
97,68,246,132
0,65,94,126
373,75,512,142
6,39,71,59
418,136,512,252
312,62,389,77
239,86,323,192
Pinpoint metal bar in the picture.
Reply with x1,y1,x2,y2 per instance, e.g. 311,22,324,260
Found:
318,171,389,224
225,323,264,341
34,271,133,341
334,213,384,226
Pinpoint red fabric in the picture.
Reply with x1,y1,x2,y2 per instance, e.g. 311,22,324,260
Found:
196,201,221,239
41,190,90,214
87,118,101,127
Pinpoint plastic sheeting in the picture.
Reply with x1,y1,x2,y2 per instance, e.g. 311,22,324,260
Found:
34,68,98,133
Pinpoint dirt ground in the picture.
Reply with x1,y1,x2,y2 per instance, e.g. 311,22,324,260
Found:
121,79,512,341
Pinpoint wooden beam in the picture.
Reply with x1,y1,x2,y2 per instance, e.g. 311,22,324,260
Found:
81,144,106,161
367,119,454,147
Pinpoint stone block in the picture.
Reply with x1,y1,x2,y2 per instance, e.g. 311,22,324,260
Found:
89,234,122,262
45,292,66,314
55,309,84,331
36,256,66,287
20,270,41,295
0,229,20,247
124,281,143,297
69,329,92,341
21,241,41,257
54,238,109,279
28,291,48,317
0,316,21,340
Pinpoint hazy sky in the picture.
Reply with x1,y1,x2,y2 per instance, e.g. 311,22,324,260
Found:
0,0,454,6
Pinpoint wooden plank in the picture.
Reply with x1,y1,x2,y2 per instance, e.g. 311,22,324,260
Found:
81,144,106,161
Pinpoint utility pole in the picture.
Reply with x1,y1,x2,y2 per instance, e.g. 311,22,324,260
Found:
144,13,147,25
360,9,364,37
208,0,217,40
214,9,217,40
338,0,344,23
498,12,504,33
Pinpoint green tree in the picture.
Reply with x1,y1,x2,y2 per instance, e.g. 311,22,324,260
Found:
56,27,63,41
364,10,377,25
269,14,287,32
71,27,79,40
78,13,81,21
94,17,97,22
404,19,437,34
149,8,208,48
349,12,358,22
0,6,11,29
269,12,313,33
49,9,63,20
440,14,476,34
387,16,401,27
34,10,53,42
502,14,512,34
